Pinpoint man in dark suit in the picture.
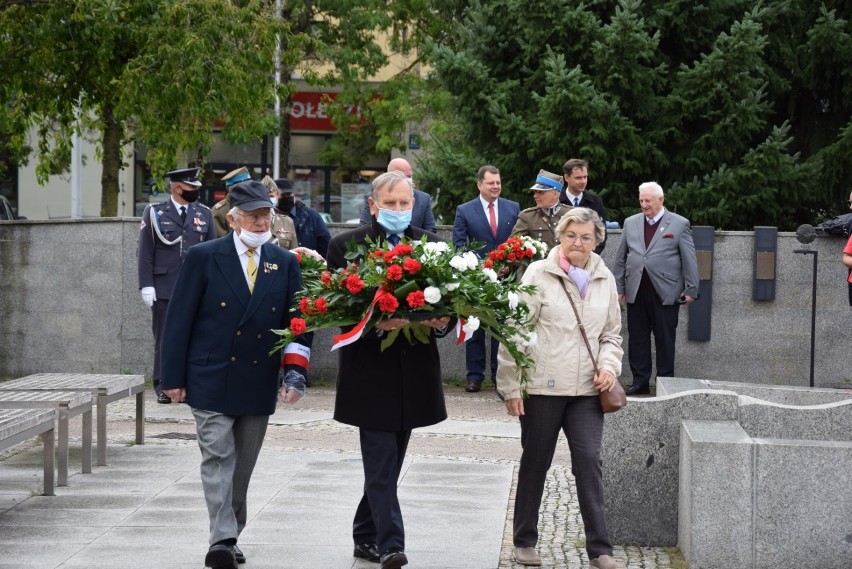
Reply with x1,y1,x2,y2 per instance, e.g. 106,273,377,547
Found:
452,165,520,392
559,158,607,253
274,178,332,257
358,157,437,232
161,180,309,569
328,170,450,569
137,167,217,404
613,182,699,395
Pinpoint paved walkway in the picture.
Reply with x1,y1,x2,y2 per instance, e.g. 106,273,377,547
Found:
0,386,682,568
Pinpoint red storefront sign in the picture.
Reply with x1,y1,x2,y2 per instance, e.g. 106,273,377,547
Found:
290,91,377,131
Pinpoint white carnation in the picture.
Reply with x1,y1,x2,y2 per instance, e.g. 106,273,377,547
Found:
445,282,460,291
463,316,481,334
507,291,519,310
423,241,449,255
462,251,479,270
423,286,442,304
449,255,468,271
482,268,498,282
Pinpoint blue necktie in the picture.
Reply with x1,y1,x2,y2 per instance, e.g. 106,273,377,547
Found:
573,197,580,207
387,234,401,247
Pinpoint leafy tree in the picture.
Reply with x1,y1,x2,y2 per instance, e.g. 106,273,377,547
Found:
421,0,852,230
0,0,301,216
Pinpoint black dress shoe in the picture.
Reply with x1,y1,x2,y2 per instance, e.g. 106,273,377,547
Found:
380,549,408,569
204,544,237,569
465,381,481,393
353,542,380,562
625,385,651,395
233,544,246,564
156,392,172,404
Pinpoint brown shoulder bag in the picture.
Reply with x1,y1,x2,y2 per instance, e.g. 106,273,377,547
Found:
555,276,627,413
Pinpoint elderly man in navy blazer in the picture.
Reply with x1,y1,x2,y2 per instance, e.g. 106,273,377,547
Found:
161,180,309,569
613,182,699,396
452,165,520,392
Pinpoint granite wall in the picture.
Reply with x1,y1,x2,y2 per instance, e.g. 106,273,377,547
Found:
1,219,851,388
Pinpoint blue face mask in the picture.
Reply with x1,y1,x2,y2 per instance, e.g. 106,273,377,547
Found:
376,207,412,234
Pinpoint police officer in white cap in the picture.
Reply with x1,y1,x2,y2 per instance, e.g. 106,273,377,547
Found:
138,167,216,403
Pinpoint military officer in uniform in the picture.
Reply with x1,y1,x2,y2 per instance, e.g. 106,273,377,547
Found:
260,175,298,250
138,167,217,404
212,166,252,237
512,169,571,251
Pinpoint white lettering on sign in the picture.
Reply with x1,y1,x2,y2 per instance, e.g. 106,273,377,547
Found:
290,101,330,120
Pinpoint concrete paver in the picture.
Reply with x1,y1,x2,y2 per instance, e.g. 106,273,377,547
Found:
0,386,682,568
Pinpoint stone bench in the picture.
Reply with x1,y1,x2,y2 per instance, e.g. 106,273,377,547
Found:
0,408,56,496
0,373,145,466
0,390,93,486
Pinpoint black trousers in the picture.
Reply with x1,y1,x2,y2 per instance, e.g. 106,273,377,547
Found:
513,395,612,559
352,428,412,555
151,299,169,394
626,286,680,389
465,327,498,383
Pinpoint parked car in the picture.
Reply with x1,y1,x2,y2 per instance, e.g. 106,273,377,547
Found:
0,196,24,220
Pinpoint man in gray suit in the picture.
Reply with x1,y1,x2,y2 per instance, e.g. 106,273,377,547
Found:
613,182,698,395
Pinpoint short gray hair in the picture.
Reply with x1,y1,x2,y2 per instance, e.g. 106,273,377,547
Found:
639,181,664,197
371,170,412,201
555,207,605,245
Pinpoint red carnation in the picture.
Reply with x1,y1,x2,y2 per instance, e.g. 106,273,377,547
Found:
403,258,421,274
484,259,493,269
378,294,399,313
406,290,425,309
320,271,332,287
299,297,314,315
394,243,414,256
345,274,365,294
314,297,328,314
386,264,404,281
383,251,397,263
290,317,307,336
295,252,303,263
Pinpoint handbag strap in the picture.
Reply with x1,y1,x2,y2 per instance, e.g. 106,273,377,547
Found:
555,274,599,375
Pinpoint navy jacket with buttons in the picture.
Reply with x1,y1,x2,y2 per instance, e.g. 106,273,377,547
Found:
160,234,306,416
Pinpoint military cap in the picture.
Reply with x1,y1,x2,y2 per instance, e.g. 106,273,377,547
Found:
529,169,563,191
229,180,273,212
259,175,278,194
166,167,202,187
222,166,251,187
274,178,294,192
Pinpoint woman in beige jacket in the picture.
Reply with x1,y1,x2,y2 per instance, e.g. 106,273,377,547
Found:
497,207,624,569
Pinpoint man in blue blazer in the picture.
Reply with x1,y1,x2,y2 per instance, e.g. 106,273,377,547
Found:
452,165,520,392
161,180,309,569
359,157,436,232
613,182,699,396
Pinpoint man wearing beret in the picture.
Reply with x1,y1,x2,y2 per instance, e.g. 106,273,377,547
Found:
512,169,571,251
161,180,310,569
138,167,216,404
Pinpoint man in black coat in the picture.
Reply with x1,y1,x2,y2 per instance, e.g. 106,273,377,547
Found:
559,158,607,253
161,180,309,569
326,170,450,569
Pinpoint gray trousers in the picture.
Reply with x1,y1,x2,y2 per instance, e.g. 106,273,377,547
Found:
513,395,613,559
192,409,269,545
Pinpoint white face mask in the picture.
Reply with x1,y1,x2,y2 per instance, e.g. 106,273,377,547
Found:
238,228,271,249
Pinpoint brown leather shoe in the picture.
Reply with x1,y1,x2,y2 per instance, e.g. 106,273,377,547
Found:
514,547,541,566
465,380,481,393
590,554,625,569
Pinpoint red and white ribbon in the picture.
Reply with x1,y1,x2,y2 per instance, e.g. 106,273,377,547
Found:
331,289,388,351
282,343,311,370
456,318,472,345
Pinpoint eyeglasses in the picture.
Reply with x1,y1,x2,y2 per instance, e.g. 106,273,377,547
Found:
238,211,272,224
562,233,595,245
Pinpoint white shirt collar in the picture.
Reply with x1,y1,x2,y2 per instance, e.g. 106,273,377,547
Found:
647,207,666,225
479,195,497,211
170,197,187,212
232,230,254,256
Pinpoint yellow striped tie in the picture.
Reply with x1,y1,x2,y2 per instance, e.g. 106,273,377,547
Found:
246,249,257,294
